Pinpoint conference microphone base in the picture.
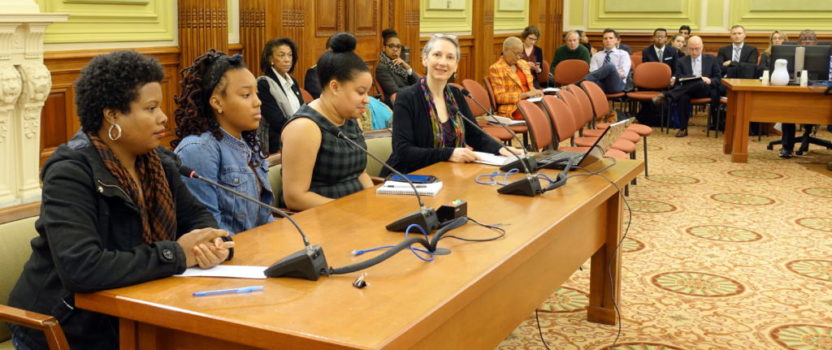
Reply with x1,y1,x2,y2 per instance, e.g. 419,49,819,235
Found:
386,207,440,232
500,155,538,173
498,176,542,197
264,245,329,281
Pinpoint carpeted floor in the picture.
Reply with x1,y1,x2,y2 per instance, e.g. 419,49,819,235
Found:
496,118,832,350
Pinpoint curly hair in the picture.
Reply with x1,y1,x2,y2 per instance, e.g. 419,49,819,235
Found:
172,50,266,166
260,38,298,75
75,50,164,133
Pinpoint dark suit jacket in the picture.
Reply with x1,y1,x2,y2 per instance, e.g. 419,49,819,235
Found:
257,69,304,153
642,45,678,73
674,54,722,88
717,44,759,78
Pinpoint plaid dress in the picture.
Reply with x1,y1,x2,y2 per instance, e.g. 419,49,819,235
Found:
289,104,367,199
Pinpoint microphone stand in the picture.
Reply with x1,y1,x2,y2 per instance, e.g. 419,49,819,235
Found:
334,131,440,232
179,166,329,281
459,88,542,197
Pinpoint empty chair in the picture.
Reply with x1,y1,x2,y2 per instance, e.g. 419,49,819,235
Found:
554,59,589,86
461,79,513,144
516,100,554,151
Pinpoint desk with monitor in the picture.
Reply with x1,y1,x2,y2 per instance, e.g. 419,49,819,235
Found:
75,159,643,350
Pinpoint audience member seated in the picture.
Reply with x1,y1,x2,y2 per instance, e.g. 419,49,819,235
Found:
550,30,591,75
8,50,232,350
281,33,374,211
651,36,721,138
577,29,597,55
642,28,678,74
779,30,820,159
384,34,521,175
376,28,419,102
488,36,543,119
303,37,331,99
671,33,687,57
717,25,759,79
173,50,275,234
759,30,788,70
585,28,631,94
257,38,304,153
678,25,691,39
519,25,544,75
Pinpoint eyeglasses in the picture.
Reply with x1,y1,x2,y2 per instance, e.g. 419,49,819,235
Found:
386,44,402,49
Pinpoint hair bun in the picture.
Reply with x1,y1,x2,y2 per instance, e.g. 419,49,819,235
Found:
329,32,357,53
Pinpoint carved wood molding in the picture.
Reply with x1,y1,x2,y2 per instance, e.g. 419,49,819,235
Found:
282,9,305,28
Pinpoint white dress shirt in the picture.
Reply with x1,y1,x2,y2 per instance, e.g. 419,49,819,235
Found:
589,48,631,82
692,55,702,76
272,67,301,114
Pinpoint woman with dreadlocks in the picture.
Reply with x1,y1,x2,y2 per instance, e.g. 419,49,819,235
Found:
173,50,274,234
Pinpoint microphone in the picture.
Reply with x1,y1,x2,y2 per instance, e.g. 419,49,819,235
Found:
459,88,538,173
457,88,542,197
332,131,440,233
178,166,329,281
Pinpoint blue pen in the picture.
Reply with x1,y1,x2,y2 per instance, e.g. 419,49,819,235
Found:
192,285,264,297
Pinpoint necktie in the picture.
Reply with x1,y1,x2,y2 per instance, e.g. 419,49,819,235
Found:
604,50,612,65
658,49,663,62
733,47,741,62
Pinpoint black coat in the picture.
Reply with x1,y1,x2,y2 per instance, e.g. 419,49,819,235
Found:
8,131,217,350
383,83,503,175
375,59,420,99
717,44,759,78
257,68,304,153
675,54,722,88
642,45,679,74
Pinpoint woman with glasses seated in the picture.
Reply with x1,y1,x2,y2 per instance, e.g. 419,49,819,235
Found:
519,25,544,75
376,28,419,103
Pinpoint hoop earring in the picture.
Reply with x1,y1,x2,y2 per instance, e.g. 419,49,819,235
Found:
108,123,122,141
217,109,223,114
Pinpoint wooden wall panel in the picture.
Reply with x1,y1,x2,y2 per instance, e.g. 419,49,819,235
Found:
178,0,229,69
40,48,181,165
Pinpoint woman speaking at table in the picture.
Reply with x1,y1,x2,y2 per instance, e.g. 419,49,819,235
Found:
384,34,521,175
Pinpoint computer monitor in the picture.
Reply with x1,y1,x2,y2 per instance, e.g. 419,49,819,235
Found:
770,45,831,81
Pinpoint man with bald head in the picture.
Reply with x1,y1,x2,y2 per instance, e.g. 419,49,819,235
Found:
550,31,591,74
652,36,721,137
488,36,543,119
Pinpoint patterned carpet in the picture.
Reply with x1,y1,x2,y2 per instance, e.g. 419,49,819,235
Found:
496,119,832,350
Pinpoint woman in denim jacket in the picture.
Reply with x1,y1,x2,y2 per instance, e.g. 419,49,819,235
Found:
172,50,275,234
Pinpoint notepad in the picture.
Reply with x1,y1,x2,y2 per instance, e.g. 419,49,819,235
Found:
473,151,511,166
484,115,526,126
376,180,443,196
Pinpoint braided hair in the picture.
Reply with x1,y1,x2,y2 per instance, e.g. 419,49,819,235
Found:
172,50,266,166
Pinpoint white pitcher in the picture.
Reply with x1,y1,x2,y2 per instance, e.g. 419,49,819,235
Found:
770,59,790,86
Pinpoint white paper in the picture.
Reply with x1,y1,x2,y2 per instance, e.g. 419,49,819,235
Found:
175,265,268,279
542,87,560,93
527,96,543,103
473,151,510,166
485,115,526,126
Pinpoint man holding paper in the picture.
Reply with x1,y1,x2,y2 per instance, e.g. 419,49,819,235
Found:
652,36,721,137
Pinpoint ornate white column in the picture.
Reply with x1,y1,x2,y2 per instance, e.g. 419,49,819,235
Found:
0,3,66,206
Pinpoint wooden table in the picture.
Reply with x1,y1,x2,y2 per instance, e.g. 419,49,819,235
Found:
76,159,643,349
722,79,832,162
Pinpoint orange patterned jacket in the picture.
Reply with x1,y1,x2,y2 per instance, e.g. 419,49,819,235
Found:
487,57,535,118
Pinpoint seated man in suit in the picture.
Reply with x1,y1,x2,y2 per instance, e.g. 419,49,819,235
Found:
584,28,631,95
488,36,543,119
717,25,759,78
550,31,591,74
651,36,721,137
779,30,820,159
642,28,678,74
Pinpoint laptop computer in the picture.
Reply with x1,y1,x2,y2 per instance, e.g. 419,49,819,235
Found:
500,118,632,171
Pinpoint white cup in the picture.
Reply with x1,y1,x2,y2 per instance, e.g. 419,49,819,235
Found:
761,70,770,84
799,70,808,87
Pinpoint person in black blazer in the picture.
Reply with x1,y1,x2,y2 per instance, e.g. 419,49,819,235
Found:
642,28,678,74
652,36,721,137
257,38,304,153
716,25,759,78
384,34,521,175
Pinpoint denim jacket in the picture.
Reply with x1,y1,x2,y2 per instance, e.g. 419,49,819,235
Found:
174,130,274,234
